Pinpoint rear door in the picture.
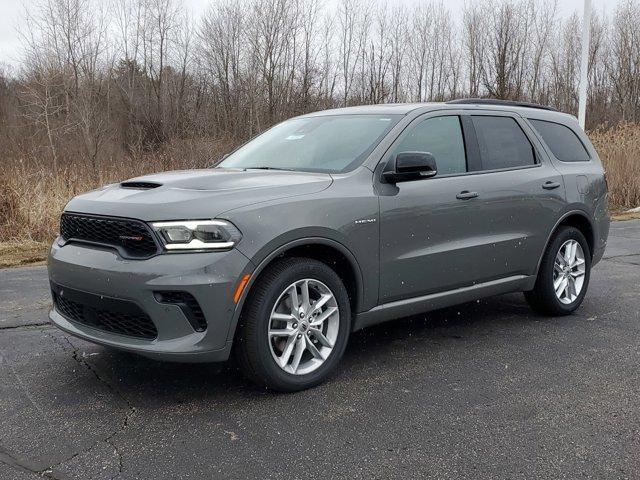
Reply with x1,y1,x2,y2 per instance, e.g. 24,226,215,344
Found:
377,110,565,304
463,111,566,279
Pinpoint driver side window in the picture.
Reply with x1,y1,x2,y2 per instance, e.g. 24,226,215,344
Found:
393,116,467,175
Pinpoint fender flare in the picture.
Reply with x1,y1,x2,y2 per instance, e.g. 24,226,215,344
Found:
225,236,364,343
534,208,595,277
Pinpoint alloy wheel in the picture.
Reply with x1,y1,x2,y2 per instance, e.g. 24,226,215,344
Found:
553,239,586,305
268,279,340,375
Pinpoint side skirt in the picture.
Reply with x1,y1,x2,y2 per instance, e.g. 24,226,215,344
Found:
353,275,536,331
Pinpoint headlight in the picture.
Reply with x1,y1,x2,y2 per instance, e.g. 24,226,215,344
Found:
151,220,242,251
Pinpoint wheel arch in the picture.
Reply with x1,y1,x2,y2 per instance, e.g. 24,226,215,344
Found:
226,237,364,343
535,210,595,277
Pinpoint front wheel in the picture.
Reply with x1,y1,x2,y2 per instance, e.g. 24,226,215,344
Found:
525,226,591,316
235,257,351,392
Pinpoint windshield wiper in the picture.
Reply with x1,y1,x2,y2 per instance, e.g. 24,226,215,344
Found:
246,166,296,171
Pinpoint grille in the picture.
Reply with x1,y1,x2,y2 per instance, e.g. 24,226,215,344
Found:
154,291,207,332
60,213,159,259
52,285,158,340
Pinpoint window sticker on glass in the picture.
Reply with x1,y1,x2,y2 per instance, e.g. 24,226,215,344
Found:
285,134,305,140
379,118,391,122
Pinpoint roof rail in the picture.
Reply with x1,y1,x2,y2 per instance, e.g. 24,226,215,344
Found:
446,98,558,112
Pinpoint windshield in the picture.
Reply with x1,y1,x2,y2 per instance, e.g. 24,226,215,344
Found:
218,114,401,173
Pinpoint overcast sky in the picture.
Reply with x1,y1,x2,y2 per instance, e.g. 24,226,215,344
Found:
0,0,616,70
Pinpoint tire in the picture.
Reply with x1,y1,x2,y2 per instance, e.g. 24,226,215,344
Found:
235,257,351,392
525,226,591,316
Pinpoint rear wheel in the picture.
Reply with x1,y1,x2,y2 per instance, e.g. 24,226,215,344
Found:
235,257,351,391
525,226,591,316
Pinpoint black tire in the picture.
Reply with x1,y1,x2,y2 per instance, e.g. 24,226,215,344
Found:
234,257,351,392
525,226,591,316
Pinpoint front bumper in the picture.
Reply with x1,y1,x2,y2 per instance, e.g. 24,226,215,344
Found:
48,240,253,362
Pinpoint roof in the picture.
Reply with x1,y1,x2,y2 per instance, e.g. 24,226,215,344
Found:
303,103,435,116
302,100,575,123
446,98,558,111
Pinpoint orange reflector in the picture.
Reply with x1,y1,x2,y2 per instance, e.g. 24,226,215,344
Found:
233,274,251,304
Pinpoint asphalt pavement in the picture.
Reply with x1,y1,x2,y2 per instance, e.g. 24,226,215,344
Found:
1,221,639,479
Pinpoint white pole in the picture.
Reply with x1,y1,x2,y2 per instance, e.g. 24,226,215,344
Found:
578,0,592,130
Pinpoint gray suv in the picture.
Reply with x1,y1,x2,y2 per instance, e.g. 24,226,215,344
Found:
48,99,610,391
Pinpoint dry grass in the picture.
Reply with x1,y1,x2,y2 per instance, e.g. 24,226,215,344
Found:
0,125,639,267
0,137,233,247
611,211,640,221
0,241,49,268
590,123,640,210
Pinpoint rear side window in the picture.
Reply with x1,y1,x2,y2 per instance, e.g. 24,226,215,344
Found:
471,116,536,170
529,119,590,162
393,116,467,175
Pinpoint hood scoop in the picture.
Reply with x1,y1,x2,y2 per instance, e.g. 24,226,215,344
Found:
120,181,162,190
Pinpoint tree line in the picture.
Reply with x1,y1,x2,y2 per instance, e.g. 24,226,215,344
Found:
1,0,640,172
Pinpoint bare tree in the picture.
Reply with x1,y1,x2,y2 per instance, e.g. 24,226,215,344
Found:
1,0,638,182
19,70,69,172
608,0,640,122
337,0,369,106
528,0,557,101
482,0,528,99
463,2,485,98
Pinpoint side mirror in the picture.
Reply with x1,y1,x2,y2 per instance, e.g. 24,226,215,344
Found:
382,152,438,183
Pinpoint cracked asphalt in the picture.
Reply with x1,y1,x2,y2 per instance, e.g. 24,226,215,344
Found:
1,220,639,480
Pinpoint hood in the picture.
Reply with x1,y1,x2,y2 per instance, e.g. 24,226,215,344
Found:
64,168,333,221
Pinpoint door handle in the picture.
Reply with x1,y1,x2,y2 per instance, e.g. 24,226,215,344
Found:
456,190,479,200
542,181,561,190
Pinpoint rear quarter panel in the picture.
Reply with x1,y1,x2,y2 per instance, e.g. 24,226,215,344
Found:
524,114,609,262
